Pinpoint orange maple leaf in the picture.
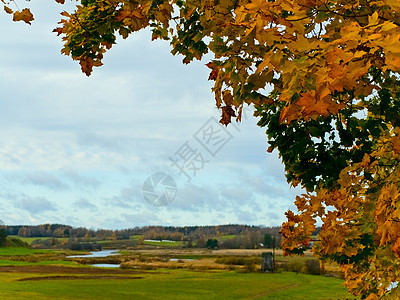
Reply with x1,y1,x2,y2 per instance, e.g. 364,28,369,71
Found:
392,136,400,154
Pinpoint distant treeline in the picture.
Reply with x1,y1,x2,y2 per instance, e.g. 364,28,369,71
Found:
2,224,321,249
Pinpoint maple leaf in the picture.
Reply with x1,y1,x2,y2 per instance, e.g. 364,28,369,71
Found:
52,27,64,36
55,0,65,4
79,57,101,77
279,104,302,123
392,137,400,154
206,62,220,81
220,105,236,126
13,8,34,25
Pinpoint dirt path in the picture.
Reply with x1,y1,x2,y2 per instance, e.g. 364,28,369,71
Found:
250,284,300,298
0,265,147,281
18,275,143,281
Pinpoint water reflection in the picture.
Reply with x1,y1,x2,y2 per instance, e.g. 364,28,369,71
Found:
66,250,119,258
91,263,120,268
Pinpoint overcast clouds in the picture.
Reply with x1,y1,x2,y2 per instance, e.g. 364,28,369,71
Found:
0,2,301,229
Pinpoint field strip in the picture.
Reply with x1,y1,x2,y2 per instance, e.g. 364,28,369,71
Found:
250,283,300,298
0,265,143,275
17,275,143,281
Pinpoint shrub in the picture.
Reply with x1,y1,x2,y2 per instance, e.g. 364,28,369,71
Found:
31,238,62,249
0,229,7,246
283,260,304,273
64,242,101,251
215,256,260,266
304,259,322,275
278,259,323,275
244,262,257,273
5,237,29,248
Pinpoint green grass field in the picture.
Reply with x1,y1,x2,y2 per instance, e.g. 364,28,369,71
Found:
8,236,68,246
143,240,182,247
0,270,356,300
0,259,78,267
217,234,237,240
0,247,51,256
0,239,358,299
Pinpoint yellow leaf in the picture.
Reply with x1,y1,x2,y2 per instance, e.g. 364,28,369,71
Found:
353,51,366,59
381,21,397,32
294,195,308,211
386,0,400,10
368,33,382,40
361,153,370,168
13,8,34,25
349,60,371,80
368,11,379,26
365,294,379,300
296,34,310,52
385,52,400,71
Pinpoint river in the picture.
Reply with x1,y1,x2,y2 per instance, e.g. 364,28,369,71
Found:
67,250,120,268
66,249,119,258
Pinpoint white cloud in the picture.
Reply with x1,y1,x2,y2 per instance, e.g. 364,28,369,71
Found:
18,171,67,191
60,168,101,189
16,196,57,214
72,198,98,211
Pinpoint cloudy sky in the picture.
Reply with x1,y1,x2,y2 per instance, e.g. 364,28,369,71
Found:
0,2,301,229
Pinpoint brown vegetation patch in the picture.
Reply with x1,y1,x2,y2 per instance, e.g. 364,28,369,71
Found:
69,256,122,265
127,248,313,257
0,265,143,275
120,257,248,271
18,275,142,281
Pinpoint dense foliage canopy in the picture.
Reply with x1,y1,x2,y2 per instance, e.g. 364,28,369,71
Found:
4,0,400,298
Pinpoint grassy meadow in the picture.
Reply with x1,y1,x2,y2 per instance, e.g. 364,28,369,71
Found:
0,269,355,300
0,236,359,300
